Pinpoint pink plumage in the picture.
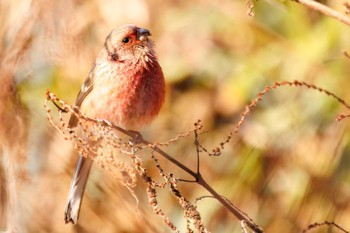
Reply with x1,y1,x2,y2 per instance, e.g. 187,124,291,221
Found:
65,24,165,224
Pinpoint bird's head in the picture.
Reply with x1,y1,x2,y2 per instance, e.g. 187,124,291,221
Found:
103,24,156,65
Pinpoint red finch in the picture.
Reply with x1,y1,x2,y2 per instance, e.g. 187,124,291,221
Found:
64,24,165,224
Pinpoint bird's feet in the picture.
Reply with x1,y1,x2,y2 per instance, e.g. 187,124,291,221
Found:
128,130,144,145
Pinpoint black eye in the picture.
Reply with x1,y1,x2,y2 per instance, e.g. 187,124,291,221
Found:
122,37,130,43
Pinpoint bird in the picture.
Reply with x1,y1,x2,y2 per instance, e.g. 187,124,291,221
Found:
64,24,166,224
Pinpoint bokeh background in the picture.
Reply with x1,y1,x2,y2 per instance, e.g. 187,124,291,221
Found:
1,0,350,232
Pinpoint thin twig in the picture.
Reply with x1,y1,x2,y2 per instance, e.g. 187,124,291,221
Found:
199,80,350,156
196,174,263,233
194,126,201,175
128,128,263,232
302,221,349,233
293,0,350,27
195,195,215,204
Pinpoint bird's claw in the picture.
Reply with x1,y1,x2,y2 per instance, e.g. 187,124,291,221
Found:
128,130,143,145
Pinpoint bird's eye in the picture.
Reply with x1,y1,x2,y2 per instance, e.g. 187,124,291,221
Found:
122,37,130,43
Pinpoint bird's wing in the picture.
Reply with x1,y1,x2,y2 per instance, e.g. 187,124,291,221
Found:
68,64,96,128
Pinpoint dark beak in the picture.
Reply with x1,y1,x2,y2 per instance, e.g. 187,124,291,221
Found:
137,28,151,41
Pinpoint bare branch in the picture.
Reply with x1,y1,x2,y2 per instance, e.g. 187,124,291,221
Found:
302,221,349,233
201,80,350,156
293,0,350,26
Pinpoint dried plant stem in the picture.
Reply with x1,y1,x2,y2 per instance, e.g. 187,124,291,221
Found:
293,0,350,26
94,119,263,231
47,76,350,233
140,140,263,232
128,134,263,232
203,80,350,156
302,221,349,233
46,91,263,232
86,126,257,229
196,174,263,233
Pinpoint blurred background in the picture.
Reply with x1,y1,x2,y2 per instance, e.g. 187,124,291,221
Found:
1,0,350,232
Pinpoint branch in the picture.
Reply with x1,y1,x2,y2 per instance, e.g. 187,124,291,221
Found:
302,221,349,233
100,120,264,232
293,0,350,27
45,91,264,232
197,174,263,233
199,80,350,156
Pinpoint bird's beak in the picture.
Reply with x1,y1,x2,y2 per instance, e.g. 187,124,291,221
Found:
137,28,151,41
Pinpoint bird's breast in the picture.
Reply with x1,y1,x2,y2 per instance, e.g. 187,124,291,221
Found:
80,63,165,130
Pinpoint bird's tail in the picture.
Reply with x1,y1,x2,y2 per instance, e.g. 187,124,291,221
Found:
64,155,93,224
